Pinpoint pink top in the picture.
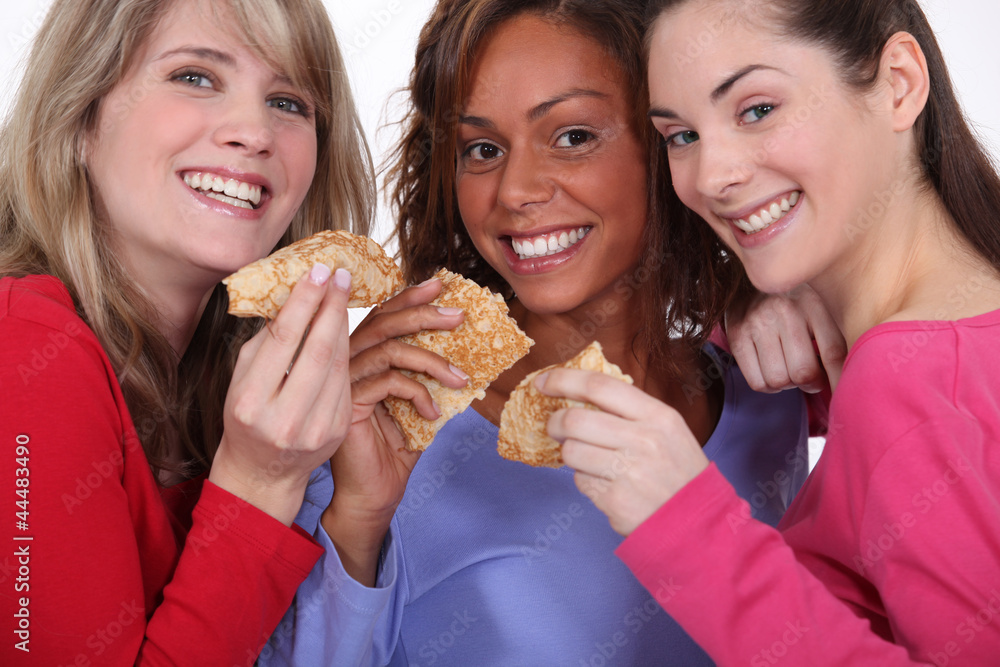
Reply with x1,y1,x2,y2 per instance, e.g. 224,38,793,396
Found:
619,309,1000,666
0,275,322,665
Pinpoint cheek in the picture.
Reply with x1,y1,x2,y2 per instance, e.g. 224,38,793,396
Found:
455,173,496,240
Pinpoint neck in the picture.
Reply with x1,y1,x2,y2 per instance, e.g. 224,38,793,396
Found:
133,270,219,358
810,185,1000,346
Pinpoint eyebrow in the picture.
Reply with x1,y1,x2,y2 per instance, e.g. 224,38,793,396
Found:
647,64,781,121
152,46,296,87
154,47,237,67
459,88,610,128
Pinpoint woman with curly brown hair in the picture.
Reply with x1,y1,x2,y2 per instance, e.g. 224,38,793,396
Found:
260,1,823,664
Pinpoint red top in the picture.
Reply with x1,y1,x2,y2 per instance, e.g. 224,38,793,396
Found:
0,275,322,665
619,311,1000,665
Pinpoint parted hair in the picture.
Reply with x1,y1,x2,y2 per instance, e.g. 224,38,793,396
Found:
645,0,1000,278
0,0,374,479
387,0,747,369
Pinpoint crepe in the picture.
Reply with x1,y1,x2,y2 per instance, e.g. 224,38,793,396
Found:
384,268,534,451
498,341,633,468
223,230,403,318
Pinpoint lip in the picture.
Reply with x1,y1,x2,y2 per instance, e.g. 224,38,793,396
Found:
718,191,801,250
499,224,592,275
178,166,272,218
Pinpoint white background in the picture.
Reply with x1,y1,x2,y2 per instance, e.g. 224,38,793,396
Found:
3,0,999,244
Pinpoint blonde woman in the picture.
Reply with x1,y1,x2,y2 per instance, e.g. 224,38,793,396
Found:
0,0,373,663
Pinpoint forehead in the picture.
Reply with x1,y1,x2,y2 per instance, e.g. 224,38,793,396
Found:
463,14,627,111
139,0,299,83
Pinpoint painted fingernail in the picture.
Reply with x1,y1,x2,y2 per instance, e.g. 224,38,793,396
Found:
449,364,469,381
309,263,331,285
437,307,463,316
333,268,352,292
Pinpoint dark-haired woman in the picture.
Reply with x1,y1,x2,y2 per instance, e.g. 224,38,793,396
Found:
539,0,1000,664
258,0,827,664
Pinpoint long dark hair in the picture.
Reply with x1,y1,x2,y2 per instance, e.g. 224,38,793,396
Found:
387,0,747,368
645,0,1000,274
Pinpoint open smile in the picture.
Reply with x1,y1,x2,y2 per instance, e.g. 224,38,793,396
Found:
724,191,800,235
182,171,266,210
508,226,592,260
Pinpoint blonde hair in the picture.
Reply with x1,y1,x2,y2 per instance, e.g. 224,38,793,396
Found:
0,0,374,478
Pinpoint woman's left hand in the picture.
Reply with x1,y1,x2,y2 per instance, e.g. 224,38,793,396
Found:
537,369,709,536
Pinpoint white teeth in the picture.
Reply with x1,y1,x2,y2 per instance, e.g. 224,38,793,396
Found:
511,226,590,260
733,191,802,235
183,171,264,209
205,192,253,209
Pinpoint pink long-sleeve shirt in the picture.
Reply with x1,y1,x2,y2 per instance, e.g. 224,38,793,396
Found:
619,309,1000,666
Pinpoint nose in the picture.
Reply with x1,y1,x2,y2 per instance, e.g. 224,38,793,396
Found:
695,132,755,199
212,98,275,158
496,146,555,212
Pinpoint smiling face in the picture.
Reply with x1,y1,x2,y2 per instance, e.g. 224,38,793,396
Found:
86,0,318,294
647,1,900,294
455,14,648,315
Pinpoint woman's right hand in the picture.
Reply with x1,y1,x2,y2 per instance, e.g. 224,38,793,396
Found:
322,277,467,585
209,264,354,526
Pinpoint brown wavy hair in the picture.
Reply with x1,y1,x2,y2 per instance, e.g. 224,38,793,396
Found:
386,0,746,368
0,0,374,479
645,0,1000,280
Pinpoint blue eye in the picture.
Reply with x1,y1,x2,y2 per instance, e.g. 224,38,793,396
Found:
666,130,699,147
555,129,594,148
739,104,774,124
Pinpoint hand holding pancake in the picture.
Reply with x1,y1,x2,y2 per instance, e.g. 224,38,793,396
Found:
537,367,709,536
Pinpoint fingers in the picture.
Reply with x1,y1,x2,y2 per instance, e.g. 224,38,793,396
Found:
351,279,464,356
797,287,846,392
352,371,441,422
246,264,346,395
350,340,469,389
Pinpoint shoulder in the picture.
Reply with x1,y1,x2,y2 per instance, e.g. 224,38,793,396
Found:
1,274,87,336
1,274,114,402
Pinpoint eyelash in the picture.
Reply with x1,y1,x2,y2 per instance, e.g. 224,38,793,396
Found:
463,141,503,162
170,67,312,118
738,103,775,125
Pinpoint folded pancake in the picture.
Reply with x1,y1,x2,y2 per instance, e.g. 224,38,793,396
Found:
223,230,404,318
385,268,534,452
498,341,633,468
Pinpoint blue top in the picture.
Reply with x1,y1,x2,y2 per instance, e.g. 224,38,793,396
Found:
260,347,809,666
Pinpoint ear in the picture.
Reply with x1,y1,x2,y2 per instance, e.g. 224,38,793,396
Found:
880,31,930,132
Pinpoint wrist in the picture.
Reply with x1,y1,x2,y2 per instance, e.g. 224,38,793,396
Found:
321,502,393,587
208,448,308,527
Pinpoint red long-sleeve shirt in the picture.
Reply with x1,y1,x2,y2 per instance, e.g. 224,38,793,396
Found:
0,275,322,665
618,310,1000,665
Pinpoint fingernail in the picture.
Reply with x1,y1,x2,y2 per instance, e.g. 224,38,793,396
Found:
309,263,331,285
449,364,469,381
333,268,352,292
534,372,549,391
437,307,463,316
417,277,439,287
